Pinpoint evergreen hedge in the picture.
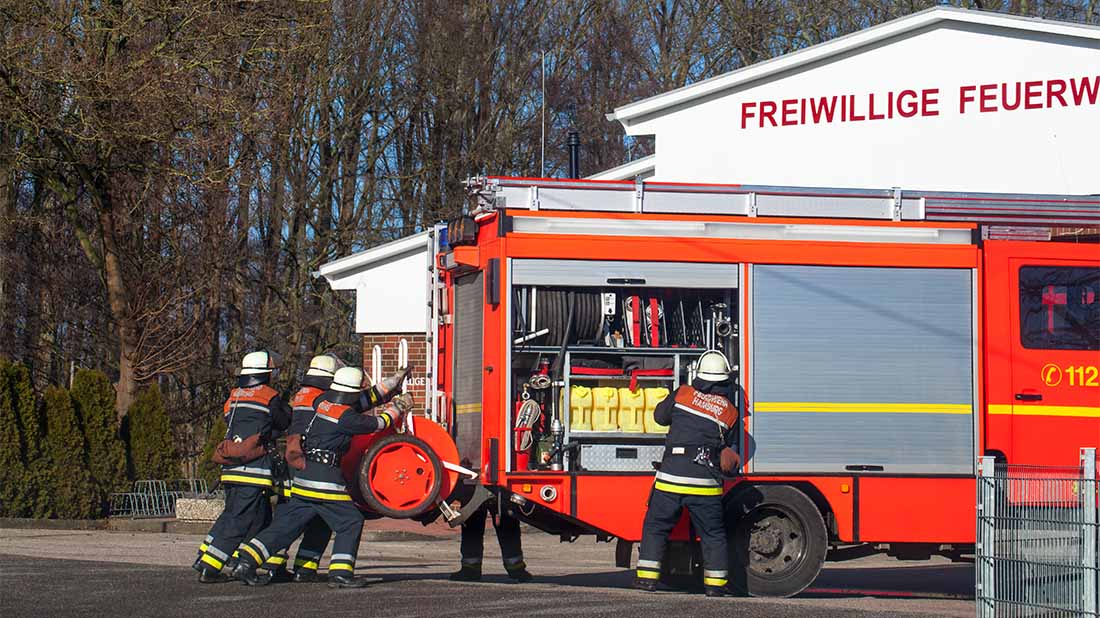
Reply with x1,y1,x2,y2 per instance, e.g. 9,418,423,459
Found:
128,385,177,481
5,362,50,517
43,386,98,518
0,360,191,519
70,369,127,514
0,359,27,517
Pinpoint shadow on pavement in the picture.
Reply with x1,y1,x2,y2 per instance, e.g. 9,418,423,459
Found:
353,562,975,602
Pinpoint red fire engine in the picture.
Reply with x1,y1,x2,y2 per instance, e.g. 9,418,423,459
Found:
345,176,1098,597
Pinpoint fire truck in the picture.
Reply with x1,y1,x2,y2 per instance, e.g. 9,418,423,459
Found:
343,175,1098,597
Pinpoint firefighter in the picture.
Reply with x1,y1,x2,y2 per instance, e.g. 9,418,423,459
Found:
449,501,531,583
266,353,341,584
634,350,741,597
282,356,411,583
193,351,292,583
231,367,411,589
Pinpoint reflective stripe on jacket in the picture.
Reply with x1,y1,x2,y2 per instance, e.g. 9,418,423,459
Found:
292,393,395,501
652,383,738,495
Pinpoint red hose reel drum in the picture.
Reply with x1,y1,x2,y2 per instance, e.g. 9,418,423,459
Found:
340,416,462,519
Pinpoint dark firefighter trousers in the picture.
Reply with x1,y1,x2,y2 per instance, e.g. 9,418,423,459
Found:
637,488,729,588
290,517,333,574
238,496,363,575
460,504,525,573
198,484,272,572
276,477,332,575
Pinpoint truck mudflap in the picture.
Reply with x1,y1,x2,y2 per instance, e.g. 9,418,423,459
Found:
339,416,469,519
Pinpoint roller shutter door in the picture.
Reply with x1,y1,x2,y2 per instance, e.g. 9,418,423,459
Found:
453,272,484,467
751,265,974,475
512,259,739,288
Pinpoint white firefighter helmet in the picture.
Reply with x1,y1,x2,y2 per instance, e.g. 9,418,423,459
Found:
306,354,340,378
240,351,276,375
696,349,731,382
331,367,365,393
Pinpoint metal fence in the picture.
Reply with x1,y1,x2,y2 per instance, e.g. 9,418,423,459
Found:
109,479,214,519
978,448,1099,618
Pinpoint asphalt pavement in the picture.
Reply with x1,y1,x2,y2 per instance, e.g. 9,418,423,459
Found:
0,528,974,617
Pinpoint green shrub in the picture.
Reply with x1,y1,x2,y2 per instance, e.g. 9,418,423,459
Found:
199,416,227,489
70,369,127,514
0,359,27,517
5,362,49,517
42,386,98,518
128,385,177,481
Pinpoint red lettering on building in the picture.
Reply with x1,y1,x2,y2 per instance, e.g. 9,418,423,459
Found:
1071,75,1099,105
735,74,1096,130
980,83,997,113
921,89,939,116
1024,80,1043,109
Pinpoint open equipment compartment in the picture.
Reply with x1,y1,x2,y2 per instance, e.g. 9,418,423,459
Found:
507,259,740,473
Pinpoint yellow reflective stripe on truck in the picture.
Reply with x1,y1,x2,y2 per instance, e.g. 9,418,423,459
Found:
754,402,972,414
988,404,1100,417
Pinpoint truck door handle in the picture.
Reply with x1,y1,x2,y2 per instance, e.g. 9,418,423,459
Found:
1015,393,1043,402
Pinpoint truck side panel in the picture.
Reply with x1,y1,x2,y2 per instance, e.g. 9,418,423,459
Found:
750,265,975,475
858,476,975,543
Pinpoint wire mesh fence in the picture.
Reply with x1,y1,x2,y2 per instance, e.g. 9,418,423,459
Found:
978,449,1098,618
109,479,216,519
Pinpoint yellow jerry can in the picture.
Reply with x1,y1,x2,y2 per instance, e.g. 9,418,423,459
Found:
618,387,647,433
591,387,619,432
566,385,593,431
643,387,671,434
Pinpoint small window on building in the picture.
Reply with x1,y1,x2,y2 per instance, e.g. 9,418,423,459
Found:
1019,266,1100,350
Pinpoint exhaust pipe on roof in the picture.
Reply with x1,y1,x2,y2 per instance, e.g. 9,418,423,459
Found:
567,128,580,179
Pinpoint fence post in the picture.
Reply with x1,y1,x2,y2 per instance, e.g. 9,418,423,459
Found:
1082,447,1097,616
978,455,996,618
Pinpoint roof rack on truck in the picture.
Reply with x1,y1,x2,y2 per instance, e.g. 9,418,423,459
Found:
466,176,1100,227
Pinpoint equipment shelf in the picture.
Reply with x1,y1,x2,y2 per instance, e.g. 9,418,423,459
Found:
567,374,675,381
518,345,708,355
560,349,686,471
568,431,665,440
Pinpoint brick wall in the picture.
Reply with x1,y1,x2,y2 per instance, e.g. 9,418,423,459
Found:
362,333,429,414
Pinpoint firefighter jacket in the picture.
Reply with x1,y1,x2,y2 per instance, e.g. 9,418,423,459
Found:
220,376,291,488
289,379,389,436
281,375,334,493
290,391,395,502
651,378,739,496
288,376,333,435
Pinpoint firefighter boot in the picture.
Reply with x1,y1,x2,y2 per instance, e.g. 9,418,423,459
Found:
704,585,734,598
292,569,319,583
231,562,268,587
506,567,533,583
197,565,228,584
633,577,658,592
266,566,294,584
328,572,369,589
448,566,482,582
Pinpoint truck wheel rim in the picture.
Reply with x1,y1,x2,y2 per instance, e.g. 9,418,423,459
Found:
368,442,436,511
742,506,808,580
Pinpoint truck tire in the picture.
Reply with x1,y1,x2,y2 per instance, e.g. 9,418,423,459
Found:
726,484,827,597
357,434,444,519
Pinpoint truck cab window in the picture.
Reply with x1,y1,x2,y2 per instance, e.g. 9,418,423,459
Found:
1019,266,1100,350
